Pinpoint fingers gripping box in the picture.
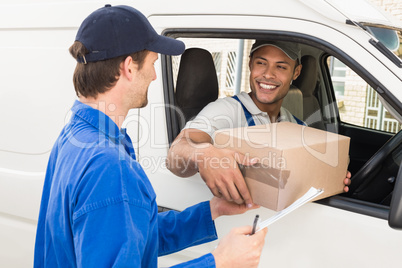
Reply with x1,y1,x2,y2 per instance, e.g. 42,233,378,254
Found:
213,122,350,211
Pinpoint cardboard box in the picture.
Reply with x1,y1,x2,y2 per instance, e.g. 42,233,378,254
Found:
213,122,350,211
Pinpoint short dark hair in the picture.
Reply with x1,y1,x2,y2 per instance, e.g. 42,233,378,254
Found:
69,41,149,98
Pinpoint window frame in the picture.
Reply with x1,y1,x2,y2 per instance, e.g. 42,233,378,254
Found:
160,28,402,219
323,55,401,134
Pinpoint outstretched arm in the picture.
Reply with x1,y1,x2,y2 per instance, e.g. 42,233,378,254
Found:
167,128,257,206
167,197,266,268
167,128,213,178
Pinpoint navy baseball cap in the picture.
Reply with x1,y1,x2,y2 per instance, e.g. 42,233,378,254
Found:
75,4,185,63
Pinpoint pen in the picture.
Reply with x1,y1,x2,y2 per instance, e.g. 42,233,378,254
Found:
251,214,259,235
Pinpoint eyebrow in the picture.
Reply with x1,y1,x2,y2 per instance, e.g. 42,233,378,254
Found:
255,56,291,66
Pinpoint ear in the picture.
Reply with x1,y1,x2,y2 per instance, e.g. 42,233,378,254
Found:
293,64,302,80
121,56,138,81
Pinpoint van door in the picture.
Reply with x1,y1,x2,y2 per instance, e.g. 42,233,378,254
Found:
145,14,402,267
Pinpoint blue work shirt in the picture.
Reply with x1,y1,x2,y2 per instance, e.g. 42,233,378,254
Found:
34,100,217,267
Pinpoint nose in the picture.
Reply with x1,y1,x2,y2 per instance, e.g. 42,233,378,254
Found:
262,65,275,79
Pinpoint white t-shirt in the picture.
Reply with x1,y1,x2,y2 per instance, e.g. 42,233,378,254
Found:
184,92,304,140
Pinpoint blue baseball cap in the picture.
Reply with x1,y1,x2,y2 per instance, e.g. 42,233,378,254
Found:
75,4,185,63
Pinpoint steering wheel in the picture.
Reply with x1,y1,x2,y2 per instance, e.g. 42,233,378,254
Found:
348,129,402,196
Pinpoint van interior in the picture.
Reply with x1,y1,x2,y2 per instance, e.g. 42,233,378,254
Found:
162,33,402,220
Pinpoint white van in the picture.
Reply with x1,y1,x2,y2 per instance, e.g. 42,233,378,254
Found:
1,0,401,267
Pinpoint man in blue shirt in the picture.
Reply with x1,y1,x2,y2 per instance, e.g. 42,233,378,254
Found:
34,4,267,268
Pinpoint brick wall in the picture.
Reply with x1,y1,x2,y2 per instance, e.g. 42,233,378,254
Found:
339,70,369,127
371,0,402,21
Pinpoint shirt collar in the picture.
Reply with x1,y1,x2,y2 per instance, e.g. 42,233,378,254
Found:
237,92,262,115
71,100,123,140
70,100,136,160
237,92,294,123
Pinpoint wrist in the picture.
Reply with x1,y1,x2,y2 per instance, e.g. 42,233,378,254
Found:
211,251,223,268
192,142,214,171
210,197,220,221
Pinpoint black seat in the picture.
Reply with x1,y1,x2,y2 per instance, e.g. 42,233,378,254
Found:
175,48,219,130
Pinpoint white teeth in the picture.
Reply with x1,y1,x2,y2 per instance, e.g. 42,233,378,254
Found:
259,83,276,90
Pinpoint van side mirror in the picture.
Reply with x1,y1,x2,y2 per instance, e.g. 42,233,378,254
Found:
389,161,402,230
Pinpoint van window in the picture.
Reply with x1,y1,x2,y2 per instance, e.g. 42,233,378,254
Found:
172,38,252,98
165,34,400,213
169,37,402,134
327,56,402,134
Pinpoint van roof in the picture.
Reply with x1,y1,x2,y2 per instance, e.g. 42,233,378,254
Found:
324,0,402,28
141,0,401,31
1,0,399,30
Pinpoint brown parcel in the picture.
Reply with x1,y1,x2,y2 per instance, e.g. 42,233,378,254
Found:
213,122,350,211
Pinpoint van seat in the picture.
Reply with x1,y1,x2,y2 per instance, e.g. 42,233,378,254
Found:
282,85,304,120
175,48,219,130
293,55,325,130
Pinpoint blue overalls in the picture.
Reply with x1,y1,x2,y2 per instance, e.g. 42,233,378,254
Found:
232,95,305,126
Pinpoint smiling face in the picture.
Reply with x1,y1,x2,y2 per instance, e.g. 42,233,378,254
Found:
248,45,302,114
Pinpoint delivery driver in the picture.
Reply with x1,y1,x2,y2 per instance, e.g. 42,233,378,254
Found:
34,5,267,268
167,40,352,208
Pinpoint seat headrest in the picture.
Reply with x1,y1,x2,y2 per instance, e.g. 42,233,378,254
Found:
293,55,317,96
282,85,303,120
175,48,219,124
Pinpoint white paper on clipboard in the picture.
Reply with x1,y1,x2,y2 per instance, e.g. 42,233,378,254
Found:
257,187,324,232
